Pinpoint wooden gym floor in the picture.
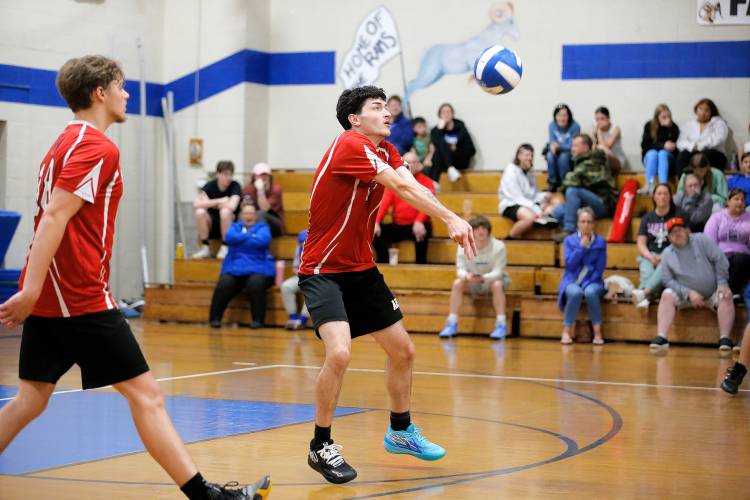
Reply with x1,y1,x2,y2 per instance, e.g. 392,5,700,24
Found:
0,319,748,499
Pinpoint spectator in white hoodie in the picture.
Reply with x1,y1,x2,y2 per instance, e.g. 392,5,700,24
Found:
675,98,729,176
498,143,561,239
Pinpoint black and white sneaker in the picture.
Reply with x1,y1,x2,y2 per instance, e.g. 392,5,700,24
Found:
719,337,734,352
649,335,669,350
721,363,748,395
308,441,357,484
206,475,272,499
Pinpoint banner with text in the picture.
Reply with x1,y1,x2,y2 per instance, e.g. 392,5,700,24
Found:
697,0,750,24
339,6,400,89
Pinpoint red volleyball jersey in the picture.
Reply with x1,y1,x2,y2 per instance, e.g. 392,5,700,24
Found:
299,130,404,274
20,120,123,317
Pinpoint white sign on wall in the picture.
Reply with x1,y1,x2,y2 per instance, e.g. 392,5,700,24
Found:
339,6,401,89
697,0,750,24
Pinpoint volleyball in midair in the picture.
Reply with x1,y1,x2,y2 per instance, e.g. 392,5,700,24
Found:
473,45,523,95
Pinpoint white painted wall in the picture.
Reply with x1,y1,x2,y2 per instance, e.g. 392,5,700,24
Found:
0,0,748,297
266,0,750,171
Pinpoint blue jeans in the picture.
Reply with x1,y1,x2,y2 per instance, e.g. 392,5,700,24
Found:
563,283,604,327
551,187,609,232
546,151,571,188
643,149,673,185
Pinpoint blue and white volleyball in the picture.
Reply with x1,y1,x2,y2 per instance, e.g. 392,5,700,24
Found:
473,45,523,95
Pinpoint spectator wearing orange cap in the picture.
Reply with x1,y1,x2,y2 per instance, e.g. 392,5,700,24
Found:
242,162,286,236
650,217,734,352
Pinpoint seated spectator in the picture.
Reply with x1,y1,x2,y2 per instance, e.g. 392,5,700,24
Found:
412,117,434,164
242,162,286,236
558,207,606,345
649,217,734,351
545,103,581,192
674,173,713,232
208,204,275,329
631,184,680,309
374,151,435,264
438,216,510,340
703,189,750,296
428,103,476,183
384,95,413,155
551,134,617,242
676,151,728,210
727,153,750,206
281,229,309,330
737,122,750,161
498,143,562,239
676,98,729,175
640,104,680,193
589,106,626,174
193,160,242,259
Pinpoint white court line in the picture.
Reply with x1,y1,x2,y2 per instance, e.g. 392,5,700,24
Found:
268,364,750,393
232,362,258,366
0,363,278,401
1,362,746,401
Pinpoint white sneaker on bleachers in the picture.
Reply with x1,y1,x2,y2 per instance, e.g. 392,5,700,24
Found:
216,244,228,259
192,245,211,259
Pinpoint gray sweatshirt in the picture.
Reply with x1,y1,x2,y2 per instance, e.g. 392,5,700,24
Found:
456,237,507,282
660,233,729,300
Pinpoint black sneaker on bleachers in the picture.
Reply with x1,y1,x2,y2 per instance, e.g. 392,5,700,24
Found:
308,441,357,484
718,337,734,352
649,336,669,350
720,363,747,395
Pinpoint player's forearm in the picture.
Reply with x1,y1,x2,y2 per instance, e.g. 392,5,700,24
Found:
396,180,454,225
22,212,69,299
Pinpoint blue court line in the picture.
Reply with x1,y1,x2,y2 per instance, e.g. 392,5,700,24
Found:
0,388,364,475
0,49,335,116
562,40,750,79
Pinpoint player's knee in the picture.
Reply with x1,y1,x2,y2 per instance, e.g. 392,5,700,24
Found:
15,392,49,420
327,347,351,372
129,381,165,411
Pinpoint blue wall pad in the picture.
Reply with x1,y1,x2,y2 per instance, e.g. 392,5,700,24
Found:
0,49,336,117
562,40,750,79
0,387,364,474
0,211,21,265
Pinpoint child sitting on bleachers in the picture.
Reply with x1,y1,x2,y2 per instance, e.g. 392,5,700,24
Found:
438,215,510,340
281,229,309,330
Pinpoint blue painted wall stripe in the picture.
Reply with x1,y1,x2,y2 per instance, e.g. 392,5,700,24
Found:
0,48,336,116
563,40,750,80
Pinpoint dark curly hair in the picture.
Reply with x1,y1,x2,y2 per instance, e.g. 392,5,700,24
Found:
336,86,387,130
56,55,124,112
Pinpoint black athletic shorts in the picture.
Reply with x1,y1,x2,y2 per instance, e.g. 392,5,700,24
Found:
298,267,403,339
502,205,521,221
19,309,150,390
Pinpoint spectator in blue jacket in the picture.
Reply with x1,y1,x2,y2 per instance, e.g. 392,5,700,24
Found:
384,95,413,155
209,203,275,329
727,153,750,208
546,103,581,192
558,207,607,345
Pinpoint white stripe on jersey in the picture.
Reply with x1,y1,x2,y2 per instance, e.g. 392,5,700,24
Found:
48,259,70,317
309,135,340,203
63,122,87,166
313,242,339,275
100,169,120,310
364,145,390,174
313,178,360,274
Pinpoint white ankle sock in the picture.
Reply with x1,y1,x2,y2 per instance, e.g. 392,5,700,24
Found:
496,315,506,324
447,314,458,324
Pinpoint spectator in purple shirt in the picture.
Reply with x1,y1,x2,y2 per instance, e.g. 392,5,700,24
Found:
703,189,750,296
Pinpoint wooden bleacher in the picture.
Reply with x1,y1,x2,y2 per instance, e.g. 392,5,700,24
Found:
144,170,744,344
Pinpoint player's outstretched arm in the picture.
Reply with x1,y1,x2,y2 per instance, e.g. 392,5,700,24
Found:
375,167,477,259
0,188,84,328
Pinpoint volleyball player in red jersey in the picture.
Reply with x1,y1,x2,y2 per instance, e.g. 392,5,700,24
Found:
0,55,270,500
300,86,476,483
